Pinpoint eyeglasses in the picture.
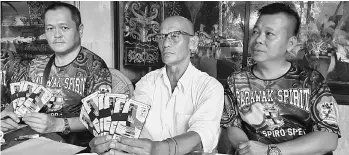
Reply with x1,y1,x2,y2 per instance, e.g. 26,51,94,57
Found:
154,31,193,43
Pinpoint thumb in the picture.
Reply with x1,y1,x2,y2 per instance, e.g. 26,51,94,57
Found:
2,111,20,123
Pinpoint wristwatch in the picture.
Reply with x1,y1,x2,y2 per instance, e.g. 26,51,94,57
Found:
267,144,282,155
62,118,71,135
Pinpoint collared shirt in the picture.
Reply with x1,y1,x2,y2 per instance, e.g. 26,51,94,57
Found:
134,62,224,152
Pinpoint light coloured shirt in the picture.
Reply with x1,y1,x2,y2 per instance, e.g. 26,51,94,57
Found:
134,62,224,152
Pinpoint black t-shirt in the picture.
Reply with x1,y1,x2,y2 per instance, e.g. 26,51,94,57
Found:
2,47,112,146
4,47,112,117
221,63,341,144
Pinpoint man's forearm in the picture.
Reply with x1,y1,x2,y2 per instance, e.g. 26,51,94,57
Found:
277,131,338,155
227,127,338,155
68,117,87,132
55,117,87,132
159,131,201,155
227,127,249,149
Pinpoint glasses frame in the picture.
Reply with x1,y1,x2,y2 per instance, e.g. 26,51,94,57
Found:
154,30,193,43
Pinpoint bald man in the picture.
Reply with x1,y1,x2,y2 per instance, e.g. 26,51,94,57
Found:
89,16,224,155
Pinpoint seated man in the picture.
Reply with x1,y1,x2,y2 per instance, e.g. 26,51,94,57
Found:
220,3,341,155
89,16,224,155
1,2,127,146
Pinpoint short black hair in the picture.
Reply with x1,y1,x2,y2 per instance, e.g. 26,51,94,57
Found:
258,3,300,36
43,2,81,27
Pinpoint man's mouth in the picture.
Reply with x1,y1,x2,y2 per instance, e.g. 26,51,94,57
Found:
162,52,174,56
252,47,264,53
54,41,65,44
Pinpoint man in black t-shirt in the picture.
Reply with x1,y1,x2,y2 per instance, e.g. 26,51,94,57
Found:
0,3,126,146
220,3,340,155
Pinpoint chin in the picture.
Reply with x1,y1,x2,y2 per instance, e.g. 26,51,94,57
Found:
50,44,66,51
162,60,173,65
51,49,68,54
162,56,173,63
252,53,270,62
162,59,178,66
252,55,263,62
51,48,71,54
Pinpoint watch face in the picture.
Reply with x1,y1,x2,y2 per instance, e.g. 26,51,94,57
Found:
269,149,281,155
63,129,70,135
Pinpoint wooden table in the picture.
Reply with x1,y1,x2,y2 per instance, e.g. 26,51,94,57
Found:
1,126,65,151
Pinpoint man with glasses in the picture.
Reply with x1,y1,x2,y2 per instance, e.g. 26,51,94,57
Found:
89,16,224,155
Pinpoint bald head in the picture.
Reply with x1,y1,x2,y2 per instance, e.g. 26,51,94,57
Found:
160,16,194,35
158,16,197,67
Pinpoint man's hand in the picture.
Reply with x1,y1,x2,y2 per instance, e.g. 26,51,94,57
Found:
22,112,61,133
108,137,165,155
89,135,113,154
236,140,268,155
1,111,20,132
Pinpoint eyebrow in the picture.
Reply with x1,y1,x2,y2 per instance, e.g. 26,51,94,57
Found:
45,23,71,27
253,25,275,32
159,29,181,34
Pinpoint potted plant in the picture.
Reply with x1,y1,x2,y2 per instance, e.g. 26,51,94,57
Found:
301,2,349,79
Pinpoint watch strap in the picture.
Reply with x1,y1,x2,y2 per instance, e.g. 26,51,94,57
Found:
268,144,282,155
62,117,71,135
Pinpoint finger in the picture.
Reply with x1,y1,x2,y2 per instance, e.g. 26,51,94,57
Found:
30,127,45,133
101,152,112,155
238,141,249,149
238,151,251,155
238,145,250,155
1,123,14,131
3,119,19,129
1,127,9,132
2,111,20,123
90,135,112,147
23,112,44,119
24,121,46,131
108,149,133,155
92,141,112,154
22,116,43,124
110,140,143,154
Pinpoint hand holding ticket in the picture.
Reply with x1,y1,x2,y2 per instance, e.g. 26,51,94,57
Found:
9,81,53,117
79,91,151,140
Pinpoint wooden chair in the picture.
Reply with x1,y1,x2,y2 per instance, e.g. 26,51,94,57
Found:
109,68,134,97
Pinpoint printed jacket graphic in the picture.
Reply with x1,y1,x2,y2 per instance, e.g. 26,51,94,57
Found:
220,63,341,144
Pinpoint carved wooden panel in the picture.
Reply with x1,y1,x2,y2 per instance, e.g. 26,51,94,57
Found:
123,1,163,67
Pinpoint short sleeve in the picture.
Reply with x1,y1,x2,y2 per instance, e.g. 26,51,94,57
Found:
220,76,242,129
309,73,341,137
133,73,154,106
86,58,112,95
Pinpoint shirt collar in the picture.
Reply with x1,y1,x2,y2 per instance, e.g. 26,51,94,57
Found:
177,62,194,91
157,62,195,92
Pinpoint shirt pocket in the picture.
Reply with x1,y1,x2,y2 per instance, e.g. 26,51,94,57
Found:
175,113,192,135
174,95,194,114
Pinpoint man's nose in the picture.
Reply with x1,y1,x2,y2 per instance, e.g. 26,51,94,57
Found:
163,36,172,48
255,33,264,44
54,29,63,38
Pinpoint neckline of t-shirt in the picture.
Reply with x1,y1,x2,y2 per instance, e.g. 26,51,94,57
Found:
53,47,83,68
250,62,293,81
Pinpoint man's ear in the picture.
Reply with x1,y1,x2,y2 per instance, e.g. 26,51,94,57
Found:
188,35,199,51
78,24,84,38
287,36,297,52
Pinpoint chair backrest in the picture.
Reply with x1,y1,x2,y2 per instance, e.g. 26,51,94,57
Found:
109,68,134,97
